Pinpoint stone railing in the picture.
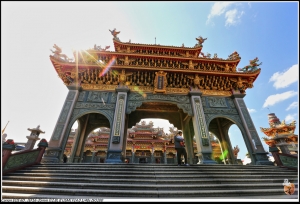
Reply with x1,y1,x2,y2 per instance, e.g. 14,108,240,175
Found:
269,146,298,170
2,139,48,175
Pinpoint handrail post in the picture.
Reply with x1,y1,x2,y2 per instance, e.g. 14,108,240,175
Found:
35,139,48,164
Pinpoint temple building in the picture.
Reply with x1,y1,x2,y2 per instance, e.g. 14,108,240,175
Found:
261,113,298,155
63,120,223,164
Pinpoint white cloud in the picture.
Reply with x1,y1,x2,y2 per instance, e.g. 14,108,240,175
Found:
206,2,235,25
285,113,297,123
269,64,299,89
262,91,298,108
286,102,298,111
225,9,244,27
247,108,256,113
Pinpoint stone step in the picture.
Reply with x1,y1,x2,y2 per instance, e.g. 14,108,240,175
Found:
31,164,287,169
2,186,298,198
3,176,298,185
2,180,295,190
4,172,297,180
2,192,298,200
14,169,297,175
3,163,297,199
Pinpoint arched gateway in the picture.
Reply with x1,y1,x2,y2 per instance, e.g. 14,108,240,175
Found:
42,30,272,165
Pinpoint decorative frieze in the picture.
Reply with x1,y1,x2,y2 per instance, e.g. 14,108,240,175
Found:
75,102,115,109
146,94,190,103
203,108,238,114
201,90,232,96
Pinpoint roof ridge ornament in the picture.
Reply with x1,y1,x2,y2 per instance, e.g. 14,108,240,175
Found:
238,57,262,72
195,36,207,47
109,28,121,41
50,44,72,62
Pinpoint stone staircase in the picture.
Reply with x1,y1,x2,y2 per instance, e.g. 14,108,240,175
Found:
2,163,298,200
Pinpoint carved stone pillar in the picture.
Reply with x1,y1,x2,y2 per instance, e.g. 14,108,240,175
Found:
151,152,154,164
164,151,167,164
131,151,135,164
106,87,130,163
67,129,79,163
42,86,80,163
189,90,216,164
231,93,272,165
182,115,194,165
91,151,97,163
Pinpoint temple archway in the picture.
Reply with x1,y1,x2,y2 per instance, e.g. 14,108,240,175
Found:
43,31,272,166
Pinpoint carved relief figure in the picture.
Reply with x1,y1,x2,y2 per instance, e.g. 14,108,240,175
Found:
219,63,231,72
182,60,197,70
230,77,248,93
187,74,204,90
118,69,133,86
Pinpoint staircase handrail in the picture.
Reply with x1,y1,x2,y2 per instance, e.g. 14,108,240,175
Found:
269,146,298,170
2,139,48,175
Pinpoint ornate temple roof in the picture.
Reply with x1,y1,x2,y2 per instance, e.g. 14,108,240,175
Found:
50,29,262,95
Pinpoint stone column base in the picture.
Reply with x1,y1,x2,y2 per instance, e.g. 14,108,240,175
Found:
106,150,122,163
254,152,274,165
41,147,62,163
197,152,217,164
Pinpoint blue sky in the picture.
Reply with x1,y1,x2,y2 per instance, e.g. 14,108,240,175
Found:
2,2,299,160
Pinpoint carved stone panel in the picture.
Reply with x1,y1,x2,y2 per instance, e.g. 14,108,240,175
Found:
87,91,109,103
207,97,227,108
203,108,238,115
227,98,236,109
194,98,208,139
113,95,125,138
77,91,86,102
75,102,115,110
